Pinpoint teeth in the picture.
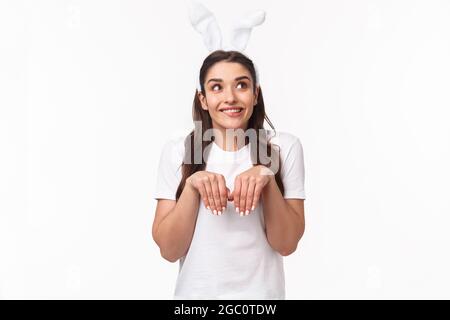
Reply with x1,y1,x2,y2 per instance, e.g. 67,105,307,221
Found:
222,109,242,113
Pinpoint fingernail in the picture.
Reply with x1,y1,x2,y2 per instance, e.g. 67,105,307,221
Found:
213,210,217,215
240,211,244,216
218,211,221,215
222,207,226,211
251,205,255,211
245,210,249,215
235,208,239,213
207,206,210,210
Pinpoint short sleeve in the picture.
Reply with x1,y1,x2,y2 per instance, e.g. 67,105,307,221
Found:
280,138,306,199
153,139,183,200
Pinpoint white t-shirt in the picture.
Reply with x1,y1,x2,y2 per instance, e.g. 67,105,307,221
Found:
153,129,306,299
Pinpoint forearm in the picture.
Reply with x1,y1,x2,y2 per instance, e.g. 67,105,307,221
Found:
261,177,304,256
155,183,200,262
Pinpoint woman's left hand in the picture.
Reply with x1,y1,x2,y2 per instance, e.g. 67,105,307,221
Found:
229,165,274,216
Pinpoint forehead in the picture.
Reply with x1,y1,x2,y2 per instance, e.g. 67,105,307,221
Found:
205,61,252,81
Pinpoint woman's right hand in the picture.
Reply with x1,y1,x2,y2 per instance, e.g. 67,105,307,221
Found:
186,171,230,215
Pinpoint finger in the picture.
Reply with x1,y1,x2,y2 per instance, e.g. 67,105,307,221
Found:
233,177,242,214
252,181,263,211
245,178,256,215
209,175,222,215
217,175,227,212
239,177,249,216
197,182,210,210
203,178,216,214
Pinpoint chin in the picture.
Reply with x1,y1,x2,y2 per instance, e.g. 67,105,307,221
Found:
224,120,249,130
226,124,243,129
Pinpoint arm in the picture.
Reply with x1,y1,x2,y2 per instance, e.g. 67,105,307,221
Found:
231,165,305,256
152,172,230,262
152,182,200,263
261,176,305,256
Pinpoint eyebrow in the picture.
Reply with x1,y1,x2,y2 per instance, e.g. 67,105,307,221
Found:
206,76,251,84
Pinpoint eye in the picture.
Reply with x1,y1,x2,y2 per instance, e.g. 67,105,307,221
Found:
210,82,248,91
237,81,248,89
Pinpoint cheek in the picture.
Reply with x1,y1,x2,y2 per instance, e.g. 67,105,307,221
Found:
238,90,254,102
205,95,220,108
246,105,255,117
206,92,254,109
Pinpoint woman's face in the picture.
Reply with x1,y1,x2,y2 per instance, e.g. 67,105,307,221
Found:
199,61,259,131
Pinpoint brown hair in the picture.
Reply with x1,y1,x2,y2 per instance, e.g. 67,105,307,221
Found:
175,50,284,200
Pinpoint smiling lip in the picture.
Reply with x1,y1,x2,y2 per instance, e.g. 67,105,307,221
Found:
220,107,243,118
219,106,243,111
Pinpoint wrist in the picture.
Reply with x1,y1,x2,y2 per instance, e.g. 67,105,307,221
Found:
185,177,197,194
258,165,275,179
266,174,276,187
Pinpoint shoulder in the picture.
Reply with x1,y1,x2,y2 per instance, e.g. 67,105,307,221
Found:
265,130,305,181
159,135,185,167
265,129,303,151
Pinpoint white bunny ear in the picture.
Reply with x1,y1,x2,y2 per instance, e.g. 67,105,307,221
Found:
229,10,266,52
188,0,222,51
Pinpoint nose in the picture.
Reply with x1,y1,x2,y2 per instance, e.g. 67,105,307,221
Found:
223,85,237,104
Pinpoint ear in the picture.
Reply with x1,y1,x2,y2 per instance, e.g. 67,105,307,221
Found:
253,85,260,106
198,91,208,111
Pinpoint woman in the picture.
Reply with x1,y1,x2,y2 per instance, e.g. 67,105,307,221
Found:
152,50,306,299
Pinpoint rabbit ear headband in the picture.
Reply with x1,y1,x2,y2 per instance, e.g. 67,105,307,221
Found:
188,0,265,92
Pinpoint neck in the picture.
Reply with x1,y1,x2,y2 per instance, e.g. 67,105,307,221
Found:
212,127,247,151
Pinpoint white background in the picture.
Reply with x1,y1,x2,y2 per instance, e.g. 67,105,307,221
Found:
1,0,450,299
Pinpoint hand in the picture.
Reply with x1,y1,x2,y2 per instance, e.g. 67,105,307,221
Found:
230,165,274,216
186,171,231,215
